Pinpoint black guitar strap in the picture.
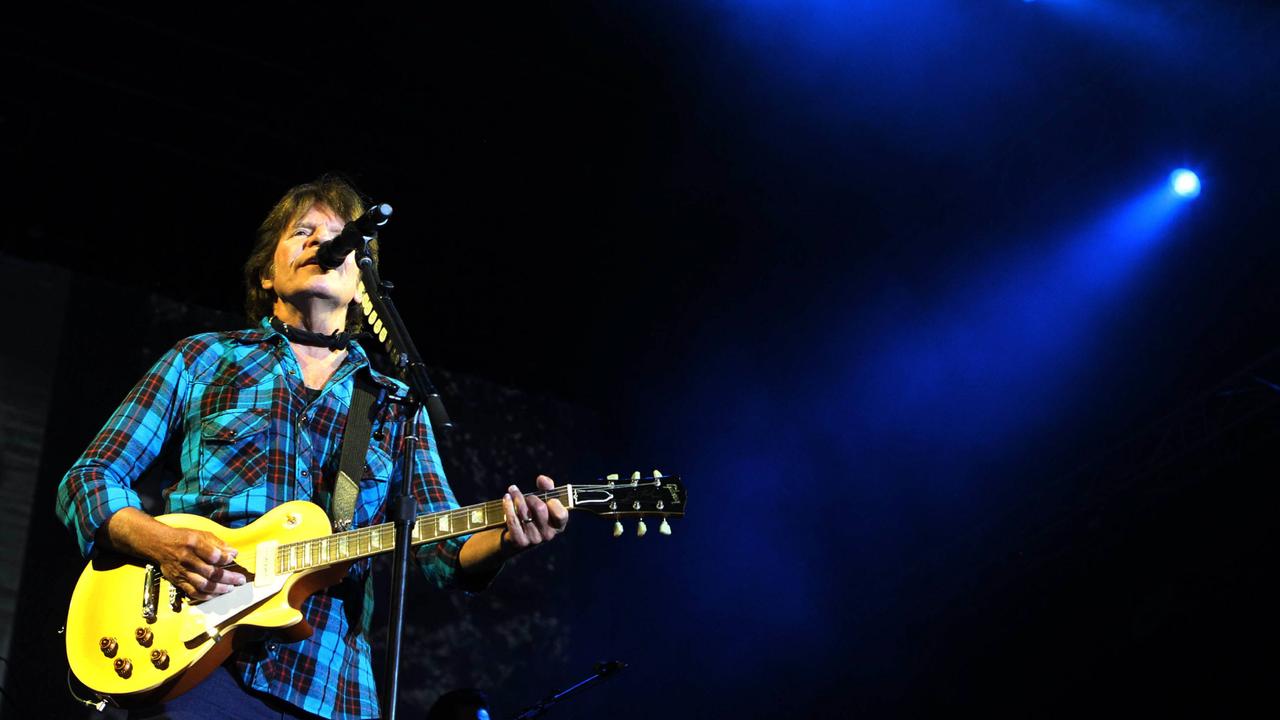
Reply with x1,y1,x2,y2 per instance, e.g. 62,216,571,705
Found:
330,374,379,531
314,373,381,636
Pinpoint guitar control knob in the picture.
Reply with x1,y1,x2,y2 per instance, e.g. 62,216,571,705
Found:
150,649,170,669
100,637,118,657
135,627,154,646
113,658,133,678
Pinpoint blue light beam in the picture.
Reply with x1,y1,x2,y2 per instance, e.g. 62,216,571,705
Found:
820,170,1198,461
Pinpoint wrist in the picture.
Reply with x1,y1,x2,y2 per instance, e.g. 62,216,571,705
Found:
498,529,524,560
460,527,517,575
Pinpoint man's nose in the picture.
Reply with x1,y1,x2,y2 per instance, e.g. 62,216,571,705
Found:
317,225,347,244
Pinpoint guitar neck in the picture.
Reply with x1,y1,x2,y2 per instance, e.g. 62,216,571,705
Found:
273,486,574,574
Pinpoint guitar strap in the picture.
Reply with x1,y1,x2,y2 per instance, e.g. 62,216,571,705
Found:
330,374,379,531
325,373,379,635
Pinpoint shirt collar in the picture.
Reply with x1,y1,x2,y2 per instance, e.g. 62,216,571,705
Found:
233,317,404,395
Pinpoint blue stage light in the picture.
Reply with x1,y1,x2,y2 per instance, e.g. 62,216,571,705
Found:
1170,169,1201,198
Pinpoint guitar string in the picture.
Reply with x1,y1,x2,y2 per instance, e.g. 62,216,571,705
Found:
277,486,577,570
273,482,680,571
276,487,574,571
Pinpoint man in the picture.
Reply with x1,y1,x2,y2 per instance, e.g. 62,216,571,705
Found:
56,176,568,719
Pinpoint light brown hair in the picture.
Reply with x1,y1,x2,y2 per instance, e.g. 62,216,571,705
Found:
243,175,379,331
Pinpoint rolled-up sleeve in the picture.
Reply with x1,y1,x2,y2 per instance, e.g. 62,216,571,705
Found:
56,343,190,557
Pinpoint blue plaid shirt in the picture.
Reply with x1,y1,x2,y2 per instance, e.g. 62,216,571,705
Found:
56,318,470,719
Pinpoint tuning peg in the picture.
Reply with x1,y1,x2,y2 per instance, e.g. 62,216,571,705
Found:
637,519,648,537
606,473,619,486
630,471,641,483
659,518,671,535
652,469,664,479
612,521,623,537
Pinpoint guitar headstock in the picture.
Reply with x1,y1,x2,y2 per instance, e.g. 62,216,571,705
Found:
570,470,686,537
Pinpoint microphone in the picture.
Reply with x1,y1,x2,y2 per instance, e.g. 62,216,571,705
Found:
315,202,393,269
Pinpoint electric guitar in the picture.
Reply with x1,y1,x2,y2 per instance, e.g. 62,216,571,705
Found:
64,471,685,707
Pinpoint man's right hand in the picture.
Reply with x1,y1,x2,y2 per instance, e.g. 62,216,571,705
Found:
100,507,247,601
153,526,247,600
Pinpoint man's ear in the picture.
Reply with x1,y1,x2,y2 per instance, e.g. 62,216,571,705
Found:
260,270,273,291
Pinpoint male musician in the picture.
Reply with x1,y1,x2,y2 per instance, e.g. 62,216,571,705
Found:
56,176,569,719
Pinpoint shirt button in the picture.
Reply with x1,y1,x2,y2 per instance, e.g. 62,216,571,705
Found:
266,642,279,653
300,469,310,478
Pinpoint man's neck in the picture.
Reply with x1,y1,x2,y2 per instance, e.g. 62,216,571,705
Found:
272,300,346,337
271,301,350,365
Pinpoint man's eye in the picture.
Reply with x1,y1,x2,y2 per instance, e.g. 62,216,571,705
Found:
292,228,311,237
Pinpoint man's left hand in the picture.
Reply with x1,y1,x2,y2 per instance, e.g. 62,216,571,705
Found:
501,475,569,552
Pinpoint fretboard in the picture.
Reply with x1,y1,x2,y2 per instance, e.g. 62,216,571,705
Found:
274,486,574,574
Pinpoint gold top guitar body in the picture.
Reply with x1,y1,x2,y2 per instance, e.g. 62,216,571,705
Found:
66,501,342,704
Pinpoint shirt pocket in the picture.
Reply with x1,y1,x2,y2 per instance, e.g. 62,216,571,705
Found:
198,408,270,497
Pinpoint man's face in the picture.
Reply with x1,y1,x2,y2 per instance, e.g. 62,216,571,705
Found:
261,203,359,311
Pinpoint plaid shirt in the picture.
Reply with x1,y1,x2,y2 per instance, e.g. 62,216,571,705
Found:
56,318,470,720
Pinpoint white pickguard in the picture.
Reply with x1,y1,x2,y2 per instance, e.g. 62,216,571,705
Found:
181,574,289,642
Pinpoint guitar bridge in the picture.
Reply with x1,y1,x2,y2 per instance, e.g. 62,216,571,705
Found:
141,564,160,622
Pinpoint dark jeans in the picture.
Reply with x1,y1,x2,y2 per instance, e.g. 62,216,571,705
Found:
127,665,327,720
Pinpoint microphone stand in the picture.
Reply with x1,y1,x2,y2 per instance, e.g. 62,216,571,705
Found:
350,224,454,720
512,661,628,719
